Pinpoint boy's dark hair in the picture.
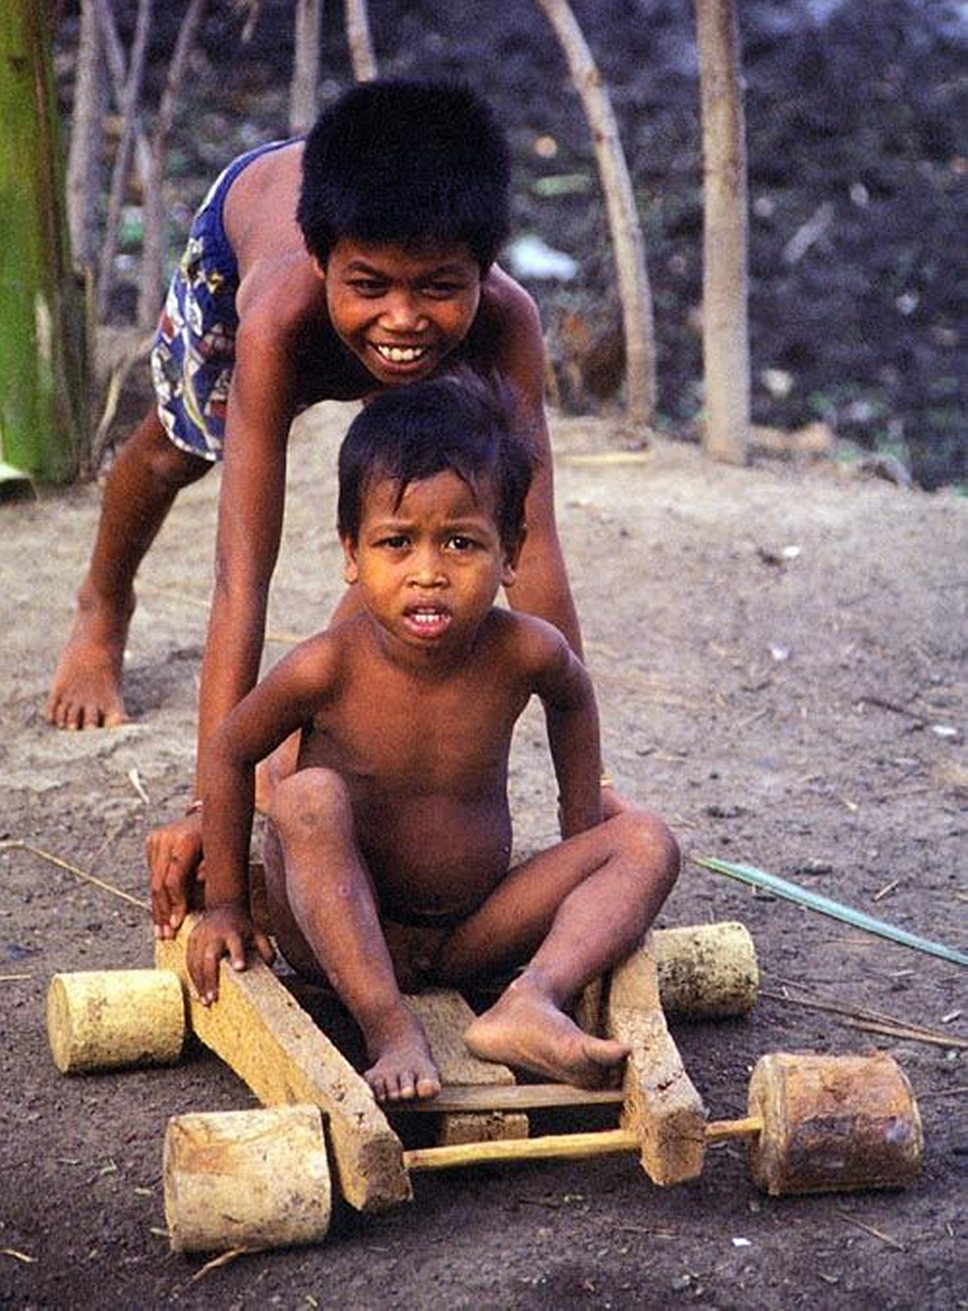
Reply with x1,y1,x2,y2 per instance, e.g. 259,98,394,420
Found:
337,372,538,552
298,80,511,271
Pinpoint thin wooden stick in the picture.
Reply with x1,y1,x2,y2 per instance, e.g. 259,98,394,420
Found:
533,0,657,431
189,1247,251,1282
836,1211,905,1252
760,987,966,1048
1,840,149,910
844,1019,968,1050
914,1085,968,1101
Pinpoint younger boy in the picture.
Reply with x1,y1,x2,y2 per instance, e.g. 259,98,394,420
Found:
46,80,587,915
187,376,679,1101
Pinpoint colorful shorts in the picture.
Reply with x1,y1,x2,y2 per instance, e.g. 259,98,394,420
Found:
151,139,291,461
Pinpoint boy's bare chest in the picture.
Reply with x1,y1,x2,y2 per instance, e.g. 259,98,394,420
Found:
301,666,529,793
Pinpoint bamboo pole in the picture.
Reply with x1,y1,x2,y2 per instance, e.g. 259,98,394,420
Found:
95,0,151,322
695,0,750,464
345,0,377,82
289,0,321,134
533,0,657,434
66,0,106,271
137,0,206,327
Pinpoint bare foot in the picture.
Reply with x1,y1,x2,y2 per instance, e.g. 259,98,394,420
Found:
363,1006,442,1103
46,587,133,730
464,974,630,1089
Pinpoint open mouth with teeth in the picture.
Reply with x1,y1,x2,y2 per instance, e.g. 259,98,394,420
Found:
404,606,451,639
373,343,431,366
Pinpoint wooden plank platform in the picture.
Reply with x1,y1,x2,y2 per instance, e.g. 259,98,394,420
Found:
406,989,529,1144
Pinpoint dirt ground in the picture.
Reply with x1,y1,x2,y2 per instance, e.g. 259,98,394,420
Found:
1,403,964,1308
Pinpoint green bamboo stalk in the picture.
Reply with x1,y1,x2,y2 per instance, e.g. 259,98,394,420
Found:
0,2,89,483
694,855,968,968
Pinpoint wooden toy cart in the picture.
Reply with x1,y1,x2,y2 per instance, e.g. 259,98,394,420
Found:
46,918,923,1254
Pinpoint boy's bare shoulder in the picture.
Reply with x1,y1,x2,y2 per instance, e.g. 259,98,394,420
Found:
468,265,543,367
485,606,572,672
236,253,326,338
479,265,541,332
234,258,369,401
291,615,368,669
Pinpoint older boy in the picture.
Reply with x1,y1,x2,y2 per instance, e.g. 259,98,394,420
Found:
186,376,679,1101
46,82,589,909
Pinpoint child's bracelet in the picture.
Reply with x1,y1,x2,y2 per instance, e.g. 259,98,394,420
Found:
184,798,203,816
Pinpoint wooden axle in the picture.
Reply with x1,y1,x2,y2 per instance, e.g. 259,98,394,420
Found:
403,1114,762,1171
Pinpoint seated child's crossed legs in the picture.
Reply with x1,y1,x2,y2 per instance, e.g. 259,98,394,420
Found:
263,767,680,1098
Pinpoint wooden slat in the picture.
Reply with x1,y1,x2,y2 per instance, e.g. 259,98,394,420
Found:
605,934,708,1185
407,989,529,1143
156,915,411,1213
393,1082,624,1114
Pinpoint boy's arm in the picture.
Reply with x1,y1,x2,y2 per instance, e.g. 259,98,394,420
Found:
488,270,632,819
528,622,604,837
486,270,584,658
187,636,333,1002
197,318,300,785
148,313,298,929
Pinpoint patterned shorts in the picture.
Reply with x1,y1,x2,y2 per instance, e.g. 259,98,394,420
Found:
150,139,291,461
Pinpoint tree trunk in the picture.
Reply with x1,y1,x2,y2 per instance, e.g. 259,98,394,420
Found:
289,0,321,134
66,0,106,272
533,0,657,435
96,0,152,321
0,0,89,482
696,0,750,464
345,0,377,82
137,0,206,328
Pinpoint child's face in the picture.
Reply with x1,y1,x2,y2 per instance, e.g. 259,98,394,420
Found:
318,238,482,387
342,469,518,655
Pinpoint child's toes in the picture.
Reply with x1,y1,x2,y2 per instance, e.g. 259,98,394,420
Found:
415,1071,442,1099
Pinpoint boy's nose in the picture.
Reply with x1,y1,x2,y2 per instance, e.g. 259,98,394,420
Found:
381,291,426,332
408,547,445,587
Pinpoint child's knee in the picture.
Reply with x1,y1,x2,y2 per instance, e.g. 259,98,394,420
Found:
611,809,681,897
131,412,211,491
268,767,351,840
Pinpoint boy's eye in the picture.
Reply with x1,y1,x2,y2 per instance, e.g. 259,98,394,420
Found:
446,533,478,552
349,278,389,296
421,280,466,299
377,534,410,550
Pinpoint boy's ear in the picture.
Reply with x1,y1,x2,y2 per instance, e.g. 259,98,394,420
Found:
501,526,527,588
341,536,359,584
311,255,328,284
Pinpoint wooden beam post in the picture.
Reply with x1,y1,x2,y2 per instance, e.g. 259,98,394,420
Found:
156,915,411,1213
605,934,708,1185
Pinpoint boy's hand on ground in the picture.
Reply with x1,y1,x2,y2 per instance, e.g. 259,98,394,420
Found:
147,813,204,939
186,904,275,1005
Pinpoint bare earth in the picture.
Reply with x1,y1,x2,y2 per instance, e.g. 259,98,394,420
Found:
1,403,964,1309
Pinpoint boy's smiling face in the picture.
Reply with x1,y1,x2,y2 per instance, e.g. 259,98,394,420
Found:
342,469,518,658
318,238,482,387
